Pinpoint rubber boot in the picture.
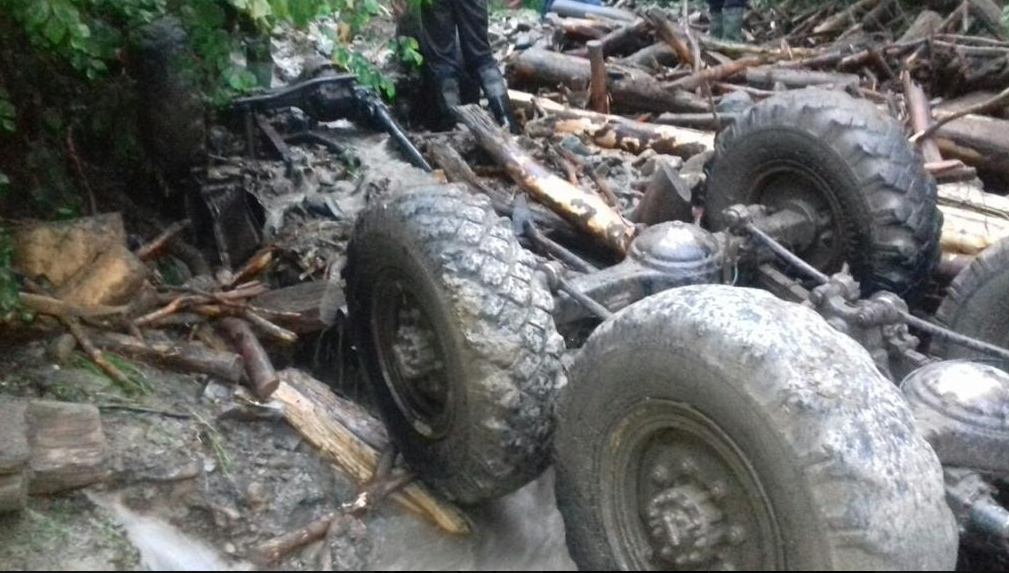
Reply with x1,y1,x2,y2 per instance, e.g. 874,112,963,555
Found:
477,66,521,135
709,10,723,39
435,76,461,129
723,7,745,42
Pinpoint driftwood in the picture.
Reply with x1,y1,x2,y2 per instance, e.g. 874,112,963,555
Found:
271,369,470,535
511,90,714,157
455,104,635,255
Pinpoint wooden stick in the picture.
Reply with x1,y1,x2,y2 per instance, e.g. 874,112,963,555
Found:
668,57,762,91
587,40,610,115
135,219,191,261
19,293,128,319
646,8,696,68
903,73,943,163
88,331,245,383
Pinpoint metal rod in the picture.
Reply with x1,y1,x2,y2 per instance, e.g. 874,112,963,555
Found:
745,223,830,285
557,276,613,320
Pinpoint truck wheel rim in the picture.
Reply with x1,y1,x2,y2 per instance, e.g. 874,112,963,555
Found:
371,270,455,440
601,400,783,570
746,160,843,275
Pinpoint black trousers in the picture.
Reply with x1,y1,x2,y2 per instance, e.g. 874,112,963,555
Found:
419,0,496,81
708,0,747,10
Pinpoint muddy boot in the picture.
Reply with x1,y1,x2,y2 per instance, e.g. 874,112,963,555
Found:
709,10,723,39
723,7,745,42
477,66,520,135
435,76,461,129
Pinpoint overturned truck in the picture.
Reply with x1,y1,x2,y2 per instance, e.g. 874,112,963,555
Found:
342,88,1008,569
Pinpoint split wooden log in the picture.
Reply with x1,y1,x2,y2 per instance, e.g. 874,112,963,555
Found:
455,104,635,256
903,75,943,164
509,48,709,114
218,317,279,400
746,66,860,89
510,90,714,157
271,369,470,535
587,41,610,114
88,331,245,383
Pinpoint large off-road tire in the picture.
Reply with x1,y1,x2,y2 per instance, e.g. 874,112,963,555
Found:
346,185,565,504
706,88,942,298
555,285,957,571
935,236,1009,361
135,17,206,183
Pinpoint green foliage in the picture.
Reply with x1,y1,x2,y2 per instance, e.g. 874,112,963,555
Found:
391,35,423,69
0,223,22,320
333,42,396,98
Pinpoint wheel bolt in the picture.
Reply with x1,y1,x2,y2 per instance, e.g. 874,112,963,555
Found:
651,463,673,486
727,525,747,545
678,457,699,476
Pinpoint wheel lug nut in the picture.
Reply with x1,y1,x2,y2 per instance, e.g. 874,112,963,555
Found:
709,480,728,500
651,463,673,486
727,525,747,545
678,457,699,476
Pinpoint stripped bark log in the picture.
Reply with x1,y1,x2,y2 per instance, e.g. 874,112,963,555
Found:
271,369,470,535
510,90,714,157
454,104,635,255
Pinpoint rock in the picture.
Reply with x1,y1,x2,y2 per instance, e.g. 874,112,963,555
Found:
12,214,126,287
56,244,148,307
27,400,110,494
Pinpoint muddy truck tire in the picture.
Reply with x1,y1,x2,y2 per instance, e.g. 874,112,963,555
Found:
346,185,566,504
555,285,957,571
134,17,207,185
705,88,942,298
935,236,1009,362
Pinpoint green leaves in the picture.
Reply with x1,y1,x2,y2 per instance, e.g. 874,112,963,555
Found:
0,93,16,133
333,44,396,99
392,35,423,69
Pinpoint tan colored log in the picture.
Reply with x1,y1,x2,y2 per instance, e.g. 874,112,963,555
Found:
510,90,713,157
456,104,635,255
271,369,470,535
940,204,1009,255
218,317,279,400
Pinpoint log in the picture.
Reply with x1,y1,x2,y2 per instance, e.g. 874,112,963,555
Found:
26,400,109,494
0,400,30,513
655,111,735,130
272,369,470,535
88,331,245,383
812,0,881,35
698,36,819,60
938,182,1009,221
898,10,943,43
668,57,762,91
596,18,649,56
18,293,128,319
940,204,1009,255
619,43,678,69
934,114,1009,177
509,49,709,114
548,0,636,22
645,8,695,68
218,317,279,400
969,0,1009,40
0,473,27,514
455,104,636,255
587,41,610,115
551,15,616,40
510,91,714,157
936,91,1009,119
746,66,860,89
251,281,331,334
135,219,191,261
903,75,943,164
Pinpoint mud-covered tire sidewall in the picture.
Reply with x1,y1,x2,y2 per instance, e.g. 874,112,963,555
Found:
556,286,957,570
346,185,565,504
935,237,1009,362
706,88,942,298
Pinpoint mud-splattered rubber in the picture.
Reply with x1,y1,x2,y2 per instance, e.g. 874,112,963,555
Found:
706,88,942,298
935,236,1009,360
346,185,565,504
556,285,958,570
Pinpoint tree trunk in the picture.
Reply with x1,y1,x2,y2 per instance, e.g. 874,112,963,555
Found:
218,317,279,400
509,48,709,113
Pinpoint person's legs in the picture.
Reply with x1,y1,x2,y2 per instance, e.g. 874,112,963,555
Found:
419,0,463,117
708,0,725,38
722,0,746,41
454,0,519,133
